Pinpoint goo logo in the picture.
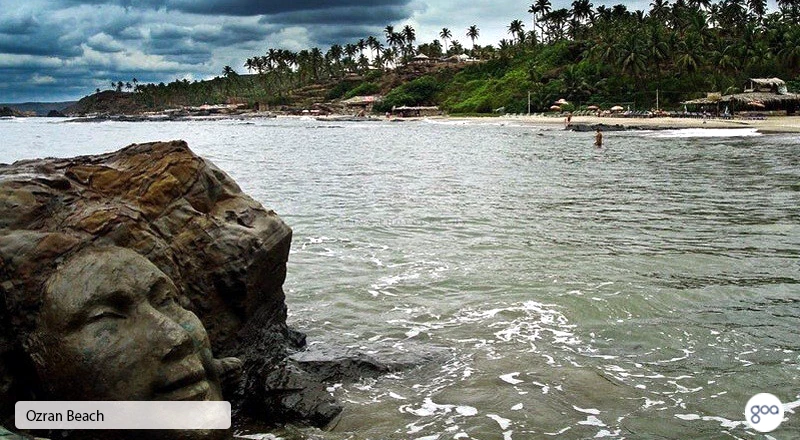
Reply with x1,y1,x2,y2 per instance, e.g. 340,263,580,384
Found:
745,393,784,433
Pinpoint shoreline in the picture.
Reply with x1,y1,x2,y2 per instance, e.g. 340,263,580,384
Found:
17,112,800,134
448,114,800,134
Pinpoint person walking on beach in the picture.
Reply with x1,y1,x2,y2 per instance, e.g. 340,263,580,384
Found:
594,129,603,147
565,112,572,127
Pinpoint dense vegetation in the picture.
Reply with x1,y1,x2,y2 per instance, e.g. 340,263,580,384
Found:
106,0,800,114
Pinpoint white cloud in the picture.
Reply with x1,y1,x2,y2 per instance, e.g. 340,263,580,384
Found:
0,53,63,68
270,27,313,52
68,44,187,72
87,32,125,53
30,73,56,84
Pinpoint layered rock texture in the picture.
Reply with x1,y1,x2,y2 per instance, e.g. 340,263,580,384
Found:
0,141,338,431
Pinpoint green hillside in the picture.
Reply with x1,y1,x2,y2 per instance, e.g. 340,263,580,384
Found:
81,1,799,115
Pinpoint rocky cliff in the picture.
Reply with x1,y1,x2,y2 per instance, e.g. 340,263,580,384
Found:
0,141,339,433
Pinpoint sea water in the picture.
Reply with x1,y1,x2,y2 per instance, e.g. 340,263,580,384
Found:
2,117,800,439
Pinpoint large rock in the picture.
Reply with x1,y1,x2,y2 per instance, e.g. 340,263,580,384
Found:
0,141,338,434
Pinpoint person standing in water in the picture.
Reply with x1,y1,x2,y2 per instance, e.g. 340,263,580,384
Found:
594,129,603,147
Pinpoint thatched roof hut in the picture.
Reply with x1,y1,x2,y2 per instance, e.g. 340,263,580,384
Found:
745,78,788,94
683,78,800,114
392,105,440,117
719,91,800,113
411,53,435,64
342,95,382,107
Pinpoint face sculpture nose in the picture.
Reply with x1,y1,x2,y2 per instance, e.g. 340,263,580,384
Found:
152,308,196,362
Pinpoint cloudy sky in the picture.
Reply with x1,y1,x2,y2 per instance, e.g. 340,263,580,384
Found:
0,0,779,103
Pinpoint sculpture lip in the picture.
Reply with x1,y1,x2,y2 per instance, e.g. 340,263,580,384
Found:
156,359,210,400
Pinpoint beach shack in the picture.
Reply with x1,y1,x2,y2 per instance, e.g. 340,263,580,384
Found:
392,105,441,117
342,95,382,113
683,78,800,115
410,53,436,65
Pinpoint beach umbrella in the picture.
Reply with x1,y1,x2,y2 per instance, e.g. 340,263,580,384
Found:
587,105,599,110
554,98,569,105
610,105,624,111
549,105,562,111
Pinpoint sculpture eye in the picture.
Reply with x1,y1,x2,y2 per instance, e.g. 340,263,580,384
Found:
156,296,177,309
87,310,126,322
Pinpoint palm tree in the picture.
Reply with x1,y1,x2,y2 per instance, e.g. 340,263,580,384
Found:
439,28,452,54
508,19,525,44
366,36,380,60
747,0,767,23
402,25,416,46
384,25,395,44
222,66,235,78
571,0,594,24
382,47,397,68
466,25,480,52
675,36,702,73
650,0,671,19
777,27,800,67
402,24,416,60
545,9,570,41
534,0,552,42
310,47,323,80
777,0,799,21
528,4,540,43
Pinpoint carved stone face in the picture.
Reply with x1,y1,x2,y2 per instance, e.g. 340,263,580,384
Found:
30,247,223,402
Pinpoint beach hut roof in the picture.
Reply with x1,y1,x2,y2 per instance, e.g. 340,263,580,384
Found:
342,95,382,105
681,97,718,105
394,105,439,110
720,91,800,105
748,78,785,87
746,78,788,94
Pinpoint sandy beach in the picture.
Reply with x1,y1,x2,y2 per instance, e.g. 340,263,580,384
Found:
486,114,800,134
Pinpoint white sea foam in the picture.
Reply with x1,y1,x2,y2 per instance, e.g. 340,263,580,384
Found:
487,414,512,430
578,415,606,427
499,372,524,385
573,405,601,415
675,414,742,429
400,398,477,418
650,128,762,138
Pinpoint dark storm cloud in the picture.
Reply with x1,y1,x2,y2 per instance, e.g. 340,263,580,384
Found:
170,0,412,16
0,35,83,58
261,5,411,26
311,25,392,47
57,0,413,17
0,13,40,35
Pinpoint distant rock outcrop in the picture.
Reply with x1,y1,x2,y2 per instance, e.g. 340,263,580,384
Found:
0,106,30,117
63,90,144,116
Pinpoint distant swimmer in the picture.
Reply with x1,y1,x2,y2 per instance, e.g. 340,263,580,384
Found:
594,129,603,147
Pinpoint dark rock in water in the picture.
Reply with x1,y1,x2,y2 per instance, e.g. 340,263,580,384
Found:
568,123,627,132
45,110,65,117
0,141,438,437
289,343,451,382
